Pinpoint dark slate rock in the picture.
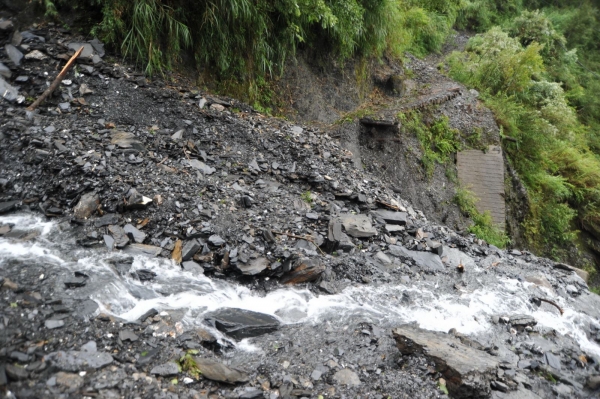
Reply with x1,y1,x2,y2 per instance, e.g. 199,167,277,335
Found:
0,76,18,102
134,269,156,281
182,261,204,274
118,330,138,342
64,277,87,288
0,364,7,386
337,214,377,238
46,351,113,371
509,315,537,328
5,44,22,66
76,299,99,318
280,257,325,284
103,234,114,249
187,159,215,175
108,225,130,248
236,257,269,276
5,364,28,381
182,239,201,261
371,210,408,225
123,224,146,243
208,235,226,246
205,308,280,340
545,352,561,370
45,319,65,329
388,245,444,271
192,358,249,384
0,200,20,214
150,362,179,376
73,192,99,219
124,244,162,257
95,214,119,227
393,325,497,398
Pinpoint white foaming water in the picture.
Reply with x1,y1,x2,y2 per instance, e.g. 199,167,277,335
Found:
2,214,600,357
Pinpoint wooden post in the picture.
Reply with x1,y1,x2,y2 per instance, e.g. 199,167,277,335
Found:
26,46,84,112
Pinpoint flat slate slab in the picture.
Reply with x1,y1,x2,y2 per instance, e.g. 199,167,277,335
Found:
393,325,498,398
388,245,444,271
457,145,505,230
204,308,280,340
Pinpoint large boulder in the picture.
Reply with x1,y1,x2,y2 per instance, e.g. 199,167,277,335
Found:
393,325,497,398
204,308,280,340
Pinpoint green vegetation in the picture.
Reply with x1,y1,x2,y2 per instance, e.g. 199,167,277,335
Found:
301,191,313,205
41,0,463,107
454,187,511,248
399,111,462,178
178,351,201,378
446,5,600,261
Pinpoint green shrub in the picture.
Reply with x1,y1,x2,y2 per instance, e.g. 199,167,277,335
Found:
399,111,462,178
446,21,600,257
454,187,510,248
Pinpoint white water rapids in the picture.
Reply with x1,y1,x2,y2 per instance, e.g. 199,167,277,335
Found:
1,213,600,357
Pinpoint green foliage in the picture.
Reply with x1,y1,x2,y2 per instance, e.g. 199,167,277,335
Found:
178,351,201,379
456,0,523,31
399,111,462,177
45,0,462,107
454,187,510,248
301,191,313,204
446,16,600,258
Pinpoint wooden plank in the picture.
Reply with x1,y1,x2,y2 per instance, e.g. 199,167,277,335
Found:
457,145,506,230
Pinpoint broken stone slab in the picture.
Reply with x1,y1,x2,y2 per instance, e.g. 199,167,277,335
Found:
124,244,162,257
0,76,18,102
388,245,444,272
111,131,145,151
73,192,99,219
123,224,146,243
393,325,497,398
554,263,589,283
187,159,215,175
181,239,201,261
332,369,361,387
89,38,105,57
508,314,537,328
182,261,204,274
371,210,407,225
192,358,249,384
337,214,377,238
150,362,179,376
95,213,119,227
0,61,11,78
280,257,325,284
236,257,269,276
204,308,280,340
5,44,22,66
0,200,20,214
45,350,113,371
323,219,355,253
68,42,95,58
24,50,47,60
108,225,130,249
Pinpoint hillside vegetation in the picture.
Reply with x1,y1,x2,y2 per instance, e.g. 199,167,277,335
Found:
42,0,600,270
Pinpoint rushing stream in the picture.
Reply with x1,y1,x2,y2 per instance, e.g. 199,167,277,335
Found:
2,213,600,357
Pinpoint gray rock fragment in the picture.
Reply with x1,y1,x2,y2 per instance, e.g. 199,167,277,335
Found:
393,325,497,398
333,369,361,387
388,245,444,272
192,358,249,384
46,350,113,371
150,362,179,376
205,308,280,340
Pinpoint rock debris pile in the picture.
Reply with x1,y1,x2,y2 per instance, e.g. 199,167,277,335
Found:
0,19,600,399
